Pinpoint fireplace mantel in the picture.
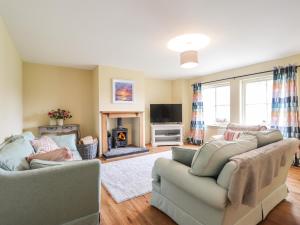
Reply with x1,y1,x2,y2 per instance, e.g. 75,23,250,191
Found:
100,111,145,154
101,111,144,118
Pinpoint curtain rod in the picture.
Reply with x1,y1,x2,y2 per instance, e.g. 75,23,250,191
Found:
192,65,300,86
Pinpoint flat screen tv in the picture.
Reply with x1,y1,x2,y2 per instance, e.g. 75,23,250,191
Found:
150,104,182,123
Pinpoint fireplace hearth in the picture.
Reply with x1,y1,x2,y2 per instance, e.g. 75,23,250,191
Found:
112,118,128,148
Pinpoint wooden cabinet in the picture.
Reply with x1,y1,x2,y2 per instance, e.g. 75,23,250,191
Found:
38,124,81,141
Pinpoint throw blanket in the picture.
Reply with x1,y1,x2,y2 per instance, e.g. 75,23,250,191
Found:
228,139,298,207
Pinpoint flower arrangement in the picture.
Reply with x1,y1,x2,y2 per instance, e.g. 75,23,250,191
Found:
48,108,72,120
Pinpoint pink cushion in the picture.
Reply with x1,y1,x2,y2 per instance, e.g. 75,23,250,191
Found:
31,136,59,153
26,148,73,162
224,130,241,141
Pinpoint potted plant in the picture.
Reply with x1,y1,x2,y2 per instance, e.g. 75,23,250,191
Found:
48,109,72,126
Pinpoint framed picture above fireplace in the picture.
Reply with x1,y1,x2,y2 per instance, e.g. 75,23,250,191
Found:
112,79,135,104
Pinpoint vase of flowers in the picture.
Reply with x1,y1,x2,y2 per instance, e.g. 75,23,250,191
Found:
48,108,72,126
57,119,64,126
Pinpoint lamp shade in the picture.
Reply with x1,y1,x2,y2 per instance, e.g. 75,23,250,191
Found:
180,50,198,68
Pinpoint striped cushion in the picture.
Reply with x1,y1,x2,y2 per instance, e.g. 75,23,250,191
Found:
224,130,241,141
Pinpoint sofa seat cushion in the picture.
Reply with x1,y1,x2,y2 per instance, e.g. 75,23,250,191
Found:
0,138,35,171
189,134,257,177
30,159,75,169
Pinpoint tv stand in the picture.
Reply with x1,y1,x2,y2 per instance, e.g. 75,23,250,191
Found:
151,124,183,147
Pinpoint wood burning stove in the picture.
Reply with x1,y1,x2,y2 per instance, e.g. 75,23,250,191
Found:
112,118,128,148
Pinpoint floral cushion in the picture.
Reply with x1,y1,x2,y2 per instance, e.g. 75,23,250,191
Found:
31,136,59,153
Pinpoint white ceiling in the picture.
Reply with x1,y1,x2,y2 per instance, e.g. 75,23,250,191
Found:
1,0,300,79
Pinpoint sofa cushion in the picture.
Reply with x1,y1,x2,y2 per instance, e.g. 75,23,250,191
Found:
7,132,36,143
172,147,197,167
30,159,67,169
227,123,267,131
244,130,283,148
31,136,59,153
21,131,35,141
50,134,77,151
26,148,74,163
224,129,241,141
49,134,82,160
189,134,257,177
29,159,77,169
0,138,35,171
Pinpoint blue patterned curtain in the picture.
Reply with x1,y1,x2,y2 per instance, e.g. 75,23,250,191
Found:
189,83,205,145
271,65,300,138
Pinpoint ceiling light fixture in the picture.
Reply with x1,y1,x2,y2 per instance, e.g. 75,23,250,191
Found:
180,51,198,69
167,33,210,69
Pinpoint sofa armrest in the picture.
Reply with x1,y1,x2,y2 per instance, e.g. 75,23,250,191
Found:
152,158,228,209
0,159,100,225
217,161,238,189
172,146,197,167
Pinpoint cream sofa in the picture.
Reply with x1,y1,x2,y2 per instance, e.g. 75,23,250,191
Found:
151,131,298,225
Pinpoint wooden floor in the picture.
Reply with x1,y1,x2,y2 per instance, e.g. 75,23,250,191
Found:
100,145,300,225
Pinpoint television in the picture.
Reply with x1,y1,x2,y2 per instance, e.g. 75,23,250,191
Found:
150,104,182,123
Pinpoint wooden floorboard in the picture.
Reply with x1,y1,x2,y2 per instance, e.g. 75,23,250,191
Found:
100,145,300,225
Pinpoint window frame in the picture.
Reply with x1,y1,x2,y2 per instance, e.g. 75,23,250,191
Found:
240,75,273,125
202,82,230,126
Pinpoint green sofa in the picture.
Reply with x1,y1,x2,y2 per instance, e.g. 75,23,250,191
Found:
151,136,298,225
0,132,100,225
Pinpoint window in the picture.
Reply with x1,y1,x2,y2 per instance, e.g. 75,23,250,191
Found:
241,76,273,125
203,83,230,125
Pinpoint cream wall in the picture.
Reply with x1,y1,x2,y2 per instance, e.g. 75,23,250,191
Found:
171,79,191,139
23,63,94,137
98,66,145,112
185,54,300,140
145,78,173,143
92,66,100,137
0,17,23,143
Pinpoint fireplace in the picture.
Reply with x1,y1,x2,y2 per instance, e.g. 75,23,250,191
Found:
100,111,145,155
112,118,128,148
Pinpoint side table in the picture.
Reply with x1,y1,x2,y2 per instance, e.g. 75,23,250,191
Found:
39,124,81,142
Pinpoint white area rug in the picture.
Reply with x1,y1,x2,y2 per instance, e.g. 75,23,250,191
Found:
101,151,172,203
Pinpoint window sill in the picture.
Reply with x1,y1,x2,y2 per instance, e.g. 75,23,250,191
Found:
206,123,228,129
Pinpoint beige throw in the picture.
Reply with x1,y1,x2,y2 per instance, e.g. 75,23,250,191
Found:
227,139,298,207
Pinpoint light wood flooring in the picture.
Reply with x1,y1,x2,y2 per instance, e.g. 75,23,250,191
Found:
99,145,300,225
